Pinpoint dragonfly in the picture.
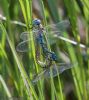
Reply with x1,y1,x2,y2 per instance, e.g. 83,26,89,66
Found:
16,18,77,83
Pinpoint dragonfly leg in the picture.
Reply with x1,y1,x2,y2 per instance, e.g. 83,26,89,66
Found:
37,58,52,68
36,52,53,68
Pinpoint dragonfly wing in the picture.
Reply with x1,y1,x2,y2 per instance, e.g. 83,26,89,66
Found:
40,63,77,78
32,69,47,84
16,40,31,52
52,63,74,76
44,20,70,35
20,32,30,41
32,62,77,84
20,30,37,41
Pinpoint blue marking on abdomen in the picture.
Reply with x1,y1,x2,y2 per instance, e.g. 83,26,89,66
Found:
37,32,57,61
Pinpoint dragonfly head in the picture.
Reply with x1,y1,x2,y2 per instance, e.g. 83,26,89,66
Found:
32,19,41,26
32,18,44,31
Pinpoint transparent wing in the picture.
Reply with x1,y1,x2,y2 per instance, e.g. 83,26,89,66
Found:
32,62,77,84
19,20,70,41
20,30,39,41
44,63,75,78
20,32,30,41
17,30,39,52
16,40,31,52
44,20,70,35
32,69,47,84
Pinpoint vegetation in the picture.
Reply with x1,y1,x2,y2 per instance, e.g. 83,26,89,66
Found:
0,0,89,100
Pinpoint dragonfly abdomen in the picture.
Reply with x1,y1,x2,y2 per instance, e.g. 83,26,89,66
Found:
37,33,48,53
38,33,57,61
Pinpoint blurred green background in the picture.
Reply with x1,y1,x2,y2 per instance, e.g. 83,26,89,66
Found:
0,0,89,100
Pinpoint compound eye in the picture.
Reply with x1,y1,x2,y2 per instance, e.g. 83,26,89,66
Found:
33,18,41,25
37,19,41,24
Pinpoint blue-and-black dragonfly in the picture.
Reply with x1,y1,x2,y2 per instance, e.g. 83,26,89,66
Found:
16,19,77,83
